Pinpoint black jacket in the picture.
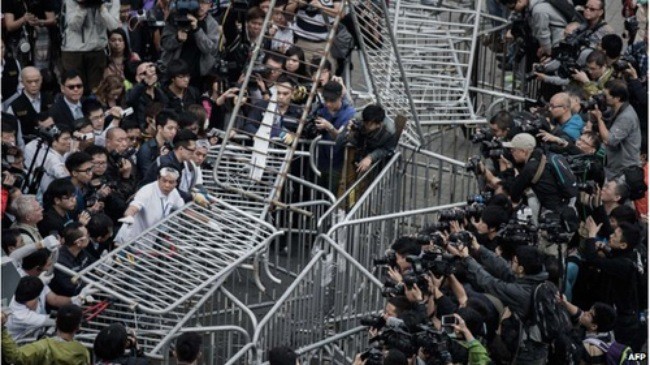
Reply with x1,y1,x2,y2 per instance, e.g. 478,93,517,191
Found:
48,95,81,130
9,91,55,137
50,246,91,297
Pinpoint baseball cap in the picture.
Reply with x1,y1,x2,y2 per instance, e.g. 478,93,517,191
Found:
501,133,536,150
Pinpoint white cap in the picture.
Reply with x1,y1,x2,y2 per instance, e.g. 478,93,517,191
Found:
501,133,536,150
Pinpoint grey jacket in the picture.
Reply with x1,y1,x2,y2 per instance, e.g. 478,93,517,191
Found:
160,16,220,77
61,0,120,52
605,103,642,180
336,116,397,164
527,0,567,51
464,245,549,320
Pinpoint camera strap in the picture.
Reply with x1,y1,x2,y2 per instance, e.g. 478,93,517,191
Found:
531,155,547,185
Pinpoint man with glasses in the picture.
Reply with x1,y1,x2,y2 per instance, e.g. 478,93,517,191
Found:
141,129,198,202
581,0,613,48
48,70,85,130
126,61,169,129
65,151,105,216
590,79,641,180
540,92,585,141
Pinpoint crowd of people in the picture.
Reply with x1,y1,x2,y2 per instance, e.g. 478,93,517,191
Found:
0,0,397,362
347,0,649,363
0,0,647,362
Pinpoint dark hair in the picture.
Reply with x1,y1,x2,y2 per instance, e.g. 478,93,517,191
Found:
591,302,617,332
600,34,623,59
480,205,510,230
310,56,332,74
489,110,513,131
2,229,21,254
514,246,544,275
176,332,203,362
82,99,104,118
362,104,386,124
391,237,421,257
156,109,179,128
73,117,92,132
178,111,199,129
108,28,133,60
605,79,629,102
172,129,197,150
275,75,296,88
263,52,286,67
284,46,309,78
322,81,343,102
14,275,44,303
56,304,83,333
65,151,94,174
618,221,640,249
167,59,190,79
121,117,140,132
2,120,16,134
247,6,265,21
146,102,165,120
384,349,408,365
582,131,601,150
61,69,82,85
53,124,72,141
21,248,52,272
87,213,114,239
43,178,76,210
610,205,638,226
612,177,630,203
268,346,298,365
84,145,109,159
94,323,128,360
61,222,85,247
586,50,607,67
387,296,417,316
457,307,485,339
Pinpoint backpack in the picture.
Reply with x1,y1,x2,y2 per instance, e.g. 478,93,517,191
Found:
543,0,585,24
530,282,581,364
532,153,579,200
583,338,639,365
622,165,647,201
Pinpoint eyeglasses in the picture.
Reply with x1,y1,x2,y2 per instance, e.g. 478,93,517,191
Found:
76,167,94,174
549,104,568,109
93,160,107,166
584,6,602,11
183,146,196,153
66,84,84,90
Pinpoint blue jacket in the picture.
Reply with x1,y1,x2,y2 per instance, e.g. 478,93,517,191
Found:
560,114,584,141
316,100,356,169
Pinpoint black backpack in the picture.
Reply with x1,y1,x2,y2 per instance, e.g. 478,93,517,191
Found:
532,153,579,201
530,282,581,364
622,165,647,201
544,0,585,23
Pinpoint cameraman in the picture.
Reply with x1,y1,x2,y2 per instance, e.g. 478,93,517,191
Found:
160,0,219,87
126,61,170,129
571,50,613,99
471,205,510,252
93,323,149,365
136,109,178,177
543,92,584,142
104,128,138,208
23,124,73,194
60,0,120,91
336,104,397,174
590,79,641,180
2,0,57,65
488,110,515,141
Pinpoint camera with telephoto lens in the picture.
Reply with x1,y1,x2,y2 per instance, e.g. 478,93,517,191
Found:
580,93,608,111
414,325,453,365
448,231,473,247
414,227,445,246
360,314,386,329
538,212,573,243
421,252,456,277
371,327,418,357
1,164,26,190
108,147,136,168
171,0,199,28
497,220,538,247
465,155,483,175
439,209,465,222
576,180,597,194
373,251,397,267
37,125,63,144
470,127,493,144
131,9,166,27
612,54,637,73
463,204,485,220
467,191,492,205
480,140,505,159
359,347,384,365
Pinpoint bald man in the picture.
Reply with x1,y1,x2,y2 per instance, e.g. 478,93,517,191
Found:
547,92,584,141
7,67,54,140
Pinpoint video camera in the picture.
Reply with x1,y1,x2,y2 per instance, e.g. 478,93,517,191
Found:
171,0,199,28
37,125,63,144
470,126,493,144
526,25,591,80
496,220,539,247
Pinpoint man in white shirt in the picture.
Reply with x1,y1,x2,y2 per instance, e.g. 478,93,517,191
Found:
117,167,185,245
23,124,72,194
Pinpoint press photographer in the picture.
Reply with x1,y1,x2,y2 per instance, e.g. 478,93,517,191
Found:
60,0,120,91
2,0,58,66
160,0,220,88
336,104,397,174
23,123,72,195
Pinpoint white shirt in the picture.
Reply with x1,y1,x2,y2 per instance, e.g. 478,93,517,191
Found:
63,97,83,120
119,181,184,245
7,285,55,342
23,139,70,194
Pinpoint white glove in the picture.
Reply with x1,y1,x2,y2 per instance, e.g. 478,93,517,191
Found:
39,272,53,285
118,216,135,225
42,235,60,251
72,286,98,305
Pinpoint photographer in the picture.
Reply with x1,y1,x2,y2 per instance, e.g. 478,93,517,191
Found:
336,104,397,174
483,133,577,214
23,124,73,194
543,92,584,142
449,238,549,364
105,127,138,202
571,50,613,98
470,205,510,252
160,0,219,87
1,0,57,66
136,109,178,177
65,151,106,215
590,79,641,180
126,61,170,128
93,322,149,365
619,61,648,141
580,0,613,48
60,0,120,91
221,6,267,83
